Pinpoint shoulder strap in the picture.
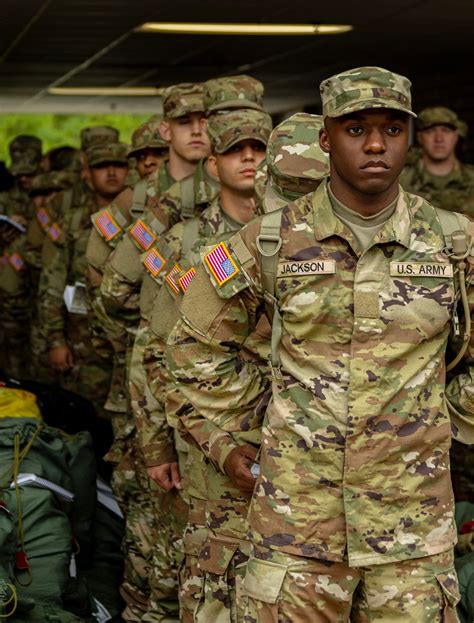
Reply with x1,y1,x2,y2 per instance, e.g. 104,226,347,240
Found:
130,178,148,219
182,218,200,259
61,188,73,214
180,176,196,219
434,207,464,247
255,209,283,370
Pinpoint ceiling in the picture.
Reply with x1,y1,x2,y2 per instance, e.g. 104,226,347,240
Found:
0,0,473,123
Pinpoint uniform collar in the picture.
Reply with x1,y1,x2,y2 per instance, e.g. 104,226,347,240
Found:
313,179,413,250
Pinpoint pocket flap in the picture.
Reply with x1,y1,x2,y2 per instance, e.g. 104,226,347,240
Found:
243,556,287,604
199,537,239,575
436,570,461,607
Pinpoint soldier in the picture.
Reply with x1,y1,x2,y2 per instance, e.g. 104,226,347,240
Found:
38,139,128,416
400,106,474,216
88,84,209,623
167,67,473,622
139,107,272,622
127,114,169,185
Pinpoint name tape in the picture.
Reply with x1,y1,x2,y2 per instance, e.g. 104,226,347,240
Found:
277,260,336,277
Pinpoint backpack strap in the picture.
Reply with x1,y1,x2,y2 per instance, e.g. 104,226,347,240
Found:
181,218,200,259
179,175,196,219
434,206,472,371
60,188,73,214
255,209,283,371
130,178,148,219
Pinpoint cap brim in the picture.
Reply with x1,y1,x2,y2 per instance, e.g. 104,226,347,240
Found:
326,99,416,119
165,105,205,119
127,143,169,157
10,164,38,176
215,134,268,155
207,99,263,115
89,158,128,167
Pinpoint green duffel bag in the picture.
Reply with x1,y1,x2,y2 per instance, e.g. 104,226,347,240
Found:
6,603,85,622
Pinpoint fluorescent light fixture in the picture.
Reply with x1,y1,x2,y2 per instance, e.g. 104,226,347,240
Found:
48,87,163,96
136,22,353,36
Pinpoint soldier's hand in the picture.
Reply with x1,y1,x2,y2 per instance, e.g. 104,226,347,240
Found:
147,462,182,491
224,444,258,496
48,345,74,372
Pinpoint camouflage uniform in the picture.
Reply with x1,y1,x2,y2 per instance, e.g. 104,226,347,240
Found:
37,138,126,416
400,107,474,217
0,136,43,377
125,115,169,187
167,68,472,622
95,85,206,623
135,108,271,623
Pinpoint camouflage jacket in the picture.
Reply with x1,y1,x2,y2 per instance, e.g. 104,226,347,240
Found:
38,180,111,356
167,179,474,566
139,197,270,535
400,158,474,218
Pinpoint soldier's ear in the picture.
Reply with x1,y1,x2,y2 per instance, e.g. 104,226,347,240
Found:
159,120,171,143
207,154,218,179
319,126,330,154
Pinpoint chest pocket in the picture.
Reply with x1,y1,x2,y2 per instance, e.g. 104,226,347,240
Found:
383,258,455,340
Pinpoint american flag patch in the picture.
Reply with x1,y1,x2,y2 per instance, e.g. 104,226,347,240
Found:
143,248,166,277
9,252,25,271
165,264,182,294
179,267,196,293
96,210,121,241
204,242,239,286
47,223,62,241
36,207,50,229
130,219,156,251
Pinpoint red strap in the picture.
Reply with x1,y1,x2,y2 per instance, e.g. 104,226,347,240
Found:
460,520,474,535
15,551,30,570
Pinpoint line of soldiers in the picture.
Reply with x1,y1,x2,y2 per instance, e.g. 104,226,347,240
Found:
0,67,473,623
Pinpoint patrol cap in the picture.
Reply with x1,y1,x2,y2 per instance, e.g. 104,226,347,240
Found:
9,135,42,159
49,146,82,173
10,150,42,176
80,125,120,151
127,115,168,157
416,106,467,137
29,171,75,196
85,142,128,167
162,83,205,119
204,75,264,115
207,109,273,154
320,66,416,119
265,112,330,212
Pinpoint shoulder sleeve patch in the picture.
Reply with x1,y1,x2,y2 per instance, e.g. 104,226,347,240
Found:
47,222,63,243
180,265,230,336
165,263,182,295
143,247,167,279
36,207,51,230
129,218,157,251
202,241,251,300
178,267,196,293
95,209,122,241
9,251,25,272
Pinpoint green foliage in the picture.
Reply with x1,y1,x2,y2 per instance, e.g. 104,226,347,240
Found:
0,113,150,164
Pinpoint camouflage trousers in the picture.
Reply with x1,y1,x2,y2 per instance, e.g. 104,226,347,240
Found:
243,545,461,623
195,535,250,623
110,436,183,622
178,497,208,622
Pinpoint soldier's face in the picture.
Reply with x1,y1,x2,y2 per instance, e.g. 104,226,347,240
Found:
160,113,210,164
320,109,409,197
89,162,128,199
208,139,266,195
135,147,168,178
32,190,57,208
17,174,34,191
417,124,459,162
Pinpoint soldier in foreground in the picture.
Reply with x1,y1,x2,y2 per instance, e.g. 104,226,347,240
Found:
401,106,474,216
167,67,473,621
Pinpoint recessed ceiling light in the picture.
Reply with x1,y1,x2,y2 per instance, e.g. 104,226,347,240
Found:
136,22,353,36
48,87,163,96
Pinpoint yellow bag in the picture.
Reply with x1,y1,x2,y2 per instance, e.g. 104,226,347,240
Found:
0,388,42,420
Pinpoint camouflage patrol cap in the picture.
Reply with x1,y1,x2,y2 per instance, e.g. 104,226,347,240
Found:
29,171,75,196
207,109,272,154
320,66,416,119
80,125,120,151
128,115,168,157
9,135,42,159
162,83,205,119
10,149,42,176
265,112,330,211
85,142,128,167
416,106,467,137
203,75,264,115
